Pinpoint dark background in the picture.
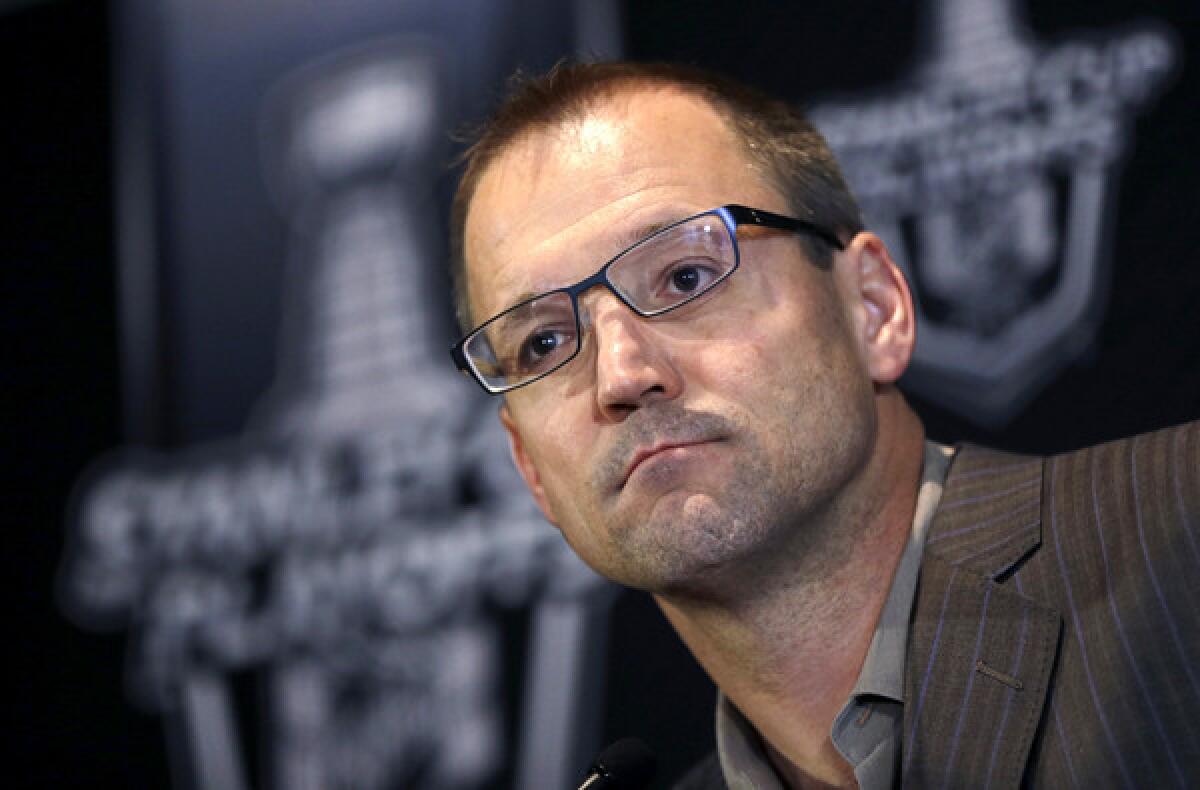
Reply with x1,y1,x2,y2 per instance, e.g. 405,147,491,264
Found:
4,0,1197,787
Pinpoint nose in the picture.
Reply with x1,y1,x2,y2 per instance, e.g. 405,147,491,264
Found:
582,290,683,419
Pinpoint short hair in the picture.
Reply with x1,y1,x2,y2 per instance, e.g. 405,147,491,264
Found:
449,60,864,332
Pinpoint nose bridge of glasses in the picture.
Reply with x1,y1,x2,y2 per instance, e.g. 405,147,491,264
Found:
571,266,644,332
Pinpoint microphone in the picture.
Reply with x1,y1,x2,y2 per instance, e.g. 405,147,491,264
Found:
578,738,657,790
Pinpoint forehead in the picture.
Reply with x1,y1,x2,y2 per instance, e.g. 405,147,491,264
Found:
462,88,785,323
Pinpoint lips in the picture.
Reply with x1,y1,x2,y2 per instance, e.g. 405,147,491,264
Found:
592,407,736,494
621,439,713,487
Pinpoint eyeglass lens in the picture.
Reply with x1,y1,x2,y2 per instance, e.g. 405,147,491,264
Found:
465,212,737,391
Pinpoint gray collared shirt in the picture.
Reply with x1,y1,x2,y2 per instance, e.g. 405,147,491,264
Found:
716,442,955,790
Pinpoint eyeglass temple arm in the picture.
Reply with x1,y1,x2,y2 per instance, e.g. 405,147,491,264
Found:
449,343,470,372
723,204,846,251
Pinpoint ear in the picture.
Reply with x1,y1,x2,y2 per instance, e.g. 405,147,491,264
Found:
841,232,916,384
498,403,560,526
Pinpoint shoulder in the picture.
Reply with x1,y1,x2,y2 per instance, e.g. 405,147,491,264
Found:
928,420,1199,578
1016,420,1200,783
1038,419,1199,503
1038,419,1199,562
1024,419,1200,607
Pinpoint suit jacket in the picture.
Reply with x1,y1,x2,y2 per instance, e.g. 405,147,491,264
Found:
675,420,1200,788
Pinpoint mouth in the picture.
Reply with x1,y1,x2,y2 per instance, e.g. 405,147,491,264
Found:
621,439,716,488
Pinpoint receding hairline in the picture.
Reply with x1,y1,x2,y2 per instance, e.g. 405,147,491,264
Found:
479,77,752,153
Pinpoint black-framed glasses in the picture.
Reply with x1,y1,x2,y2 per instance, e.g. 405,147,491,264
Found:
450,204,844,394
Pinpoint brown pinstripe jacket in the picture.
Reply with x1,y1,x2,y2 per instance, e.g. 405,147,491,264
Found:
676,420,1200,788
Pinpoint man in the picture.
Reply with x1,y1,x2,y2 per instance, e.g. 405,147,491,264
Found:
447,62,1200,788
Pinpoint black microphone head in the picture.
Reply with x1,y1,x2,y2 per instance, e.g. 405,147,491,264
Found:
591,737,657,789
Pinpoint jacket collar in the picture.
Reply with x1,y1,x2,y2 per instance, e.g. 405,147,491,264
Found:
902,444,1062,788
925,444,1046,579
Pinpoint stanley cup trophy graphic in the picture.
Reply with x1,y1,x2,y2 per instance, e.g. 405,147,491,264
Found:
255,38,614,789
61,37,611,790
254,39,500,790
812,0,1175,426
254,39,465,440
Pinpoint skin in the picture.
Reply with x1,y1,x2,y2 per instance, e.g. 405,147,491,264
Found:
463,86,925,788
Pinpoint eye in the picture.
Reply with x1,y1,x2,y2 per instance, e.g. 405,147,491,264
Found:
526,330,562,357
515,326,576,373
665,260,719,295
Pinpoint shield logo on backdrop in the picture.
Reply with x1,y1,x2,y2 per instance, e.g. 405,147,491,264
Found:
811,0,1175,426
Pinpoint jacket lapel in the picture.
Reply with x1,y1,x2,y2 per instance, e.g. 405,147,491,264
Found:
902,446,1062,789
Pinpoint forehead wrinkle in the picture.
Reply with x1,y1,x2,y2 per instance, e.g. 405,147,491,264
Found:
493,215,682,315
469,175,697,320
468,118,629,254
477,155,663,256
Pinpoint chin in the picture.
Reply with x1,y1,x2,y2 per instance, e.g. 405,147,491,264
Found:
610,497,772,594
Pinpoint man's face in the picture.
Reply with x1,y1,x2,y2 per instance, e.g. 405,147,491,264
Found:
463,89,886,594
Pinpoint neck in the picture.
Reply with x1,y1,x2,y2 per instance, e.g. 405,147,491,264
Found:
655,391,925,787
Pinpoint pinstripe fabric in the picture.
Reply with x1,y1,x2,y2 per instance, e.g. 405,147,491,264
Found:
903,420,1200,788
674,420,1200,789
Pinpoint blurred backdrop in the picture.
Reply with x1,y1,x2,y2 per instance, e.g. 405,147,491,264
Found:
4,0,1197,787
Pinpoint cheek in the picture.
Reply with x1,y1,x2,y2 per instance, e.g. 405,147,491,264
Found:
510,400,597,506
684,304,873,452
693,334,771,393
684,304,825,396
526,422,585,486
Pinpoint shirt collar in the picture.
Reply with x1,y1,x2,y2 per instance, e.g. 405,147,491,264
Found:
715,441,955,789
851,441,954,701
